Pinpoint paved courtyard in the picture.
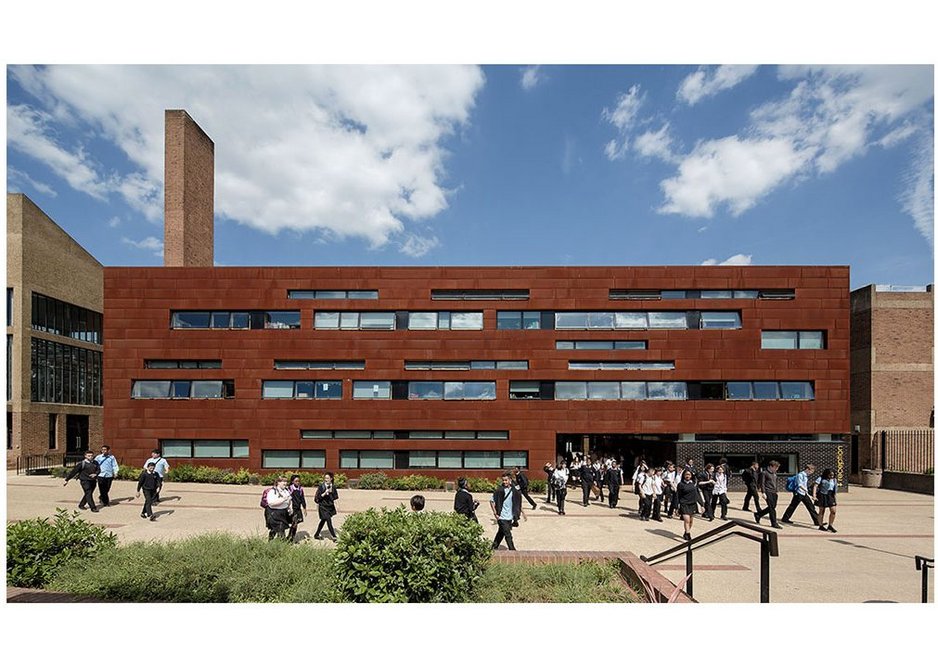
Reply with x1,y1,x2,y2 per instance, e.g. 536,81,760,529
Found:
6,475,935,603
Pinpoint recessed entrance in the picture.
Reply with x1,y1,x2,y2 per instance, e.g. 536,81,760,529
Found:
65,414,89,453
556,433,678,469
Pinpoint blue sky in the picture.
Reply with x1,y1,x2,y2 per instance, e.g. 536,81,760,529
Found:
6,64,934,288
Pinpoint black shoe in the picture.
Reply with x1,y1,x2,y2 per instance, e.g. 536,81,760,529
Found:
141,513,147,518
90,508,99,513
827,526,837,533
78,505,86,510
655,518,664,522
818,524,828,531
771,524,783,529
781,519,794,524
742,506,750,512
314,534,323,540
753,512,761,524
149,516,156,522
532,504,537,510
720,516,727,520
683,532,691,541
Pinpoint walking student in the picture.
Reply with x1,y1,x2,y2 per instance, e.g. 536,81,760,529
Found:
592,458,605,502
551,458,569,515
94,445,119,507
454,477,479,522
662,462,678,518
605,460,622,508
265,476,293,540
136,461,160,521
676,469,699,541
490,472,525,550
697,463,716,520
638,466,655,521
814,468,839,533
512,466,538,510
579,459,594,507
144,450,170,503
711,464,730,520
287,475,306,542
753,460,783,528
543,462,555,504
781,464,820,526
650,467,664,521
741,461,763,513
64,450,100,513
313,472,339,540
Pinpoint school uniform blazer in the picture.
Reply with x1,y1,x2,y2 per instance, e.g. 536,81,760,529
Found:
491,485,522,521
454,488,477,519
515,471,530,492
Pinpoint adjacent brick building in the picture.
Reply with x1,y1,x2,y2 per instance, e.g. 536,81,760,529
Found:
6,194,104,467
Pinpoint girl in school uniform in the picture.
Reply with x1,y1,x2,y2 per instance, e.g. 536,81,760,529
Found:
676,469,699,541
711,464,730,520
287,475,307,542
814,468,839,533
313,472,340,540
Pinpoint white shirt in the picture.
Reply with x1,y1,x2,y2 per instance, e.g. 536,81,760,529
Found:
713,471,728,495
650,475,664,495
640,473,656,496
265,487,292,510
662,470,677,488
552,467,569,489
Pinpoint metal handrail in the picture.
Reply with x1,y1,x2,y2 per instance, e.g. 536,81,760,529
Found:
640,519,779,603
915,556,934,603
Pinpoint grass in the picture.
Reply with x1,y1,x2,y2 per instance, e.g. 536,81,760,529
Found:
473,559,640,603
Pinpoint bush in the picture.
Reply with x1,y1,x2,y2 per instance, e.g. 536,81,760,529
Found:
52,533,340,602
388,474,446,491
333,507,490,602
528,479,547,493
466,477,499,493
7,509,118,588
258,471,348,488
116,465,144,481
356,472,390,489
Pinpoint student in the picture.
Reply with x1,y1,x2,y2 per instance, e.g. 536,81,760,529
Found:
136,462,160,521
490,473,525,550
144,450,170,503
753,460,783,528
662,462,678,518
592,458,606,502
650,468,664,522
814,468,839,533
711,464,730,520
313,472,339,540
781,464,820,526
632,460,648,509
676,469,699,541
605,460,622,509
579,459,594,506
512,466,537,510
741,461,763,513
551,458,569,515
64,451,100,512
410,494,425,512
287,475,306,542
265,476,293,540
454,477,479,522
638,466,655,521
94,445,119,507
543,462,555,504
697,463,716,521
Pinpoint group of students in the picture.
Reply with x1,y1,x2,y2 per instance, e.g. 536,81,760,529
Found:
262,473,340,541
64,447,169,520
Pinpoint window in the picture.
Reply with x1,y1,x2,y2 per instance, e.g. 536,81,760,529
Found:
7,288,12,326
700,312,741,329
780,382,814,400
408,312,438,329
509,381,542,400
450,312,483,330
556,340,647,350
614,312,648,329
6,335,11,400
48,414,56,450
761,331,826,349
261,449,326,468
409,381,443,399
568,361,675,370
191,381,224,398
132,379,234,399
275,360,364,370
555,312,589,329
753,382,780,400
159,439,249,458
496,311,542,329
265,312,301,329
726,382,753,400
288,290,378,300
261,380,342,399
432,289,528,300
361,312,396,329
555,382,588,400
171,311,299,330
341,450,395,469
353,381,391,399
145,360,222,369
588,382,621,400
31,293,103,344
647,382,688,400
648,312,688,329
463,451,503,469
408,381,496,400
300,430,506,440
171,311,210,328
758,289,796,300
725,381,814,401
31,339,102,406
620,382,647,399
611,289,790,300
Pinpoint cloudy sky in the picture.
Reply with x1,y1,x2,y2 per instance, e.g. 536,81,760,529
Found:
6,64,934,287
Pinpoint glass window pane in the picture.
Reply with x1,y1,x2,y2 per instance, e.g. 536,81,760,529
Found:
588,382,620,400
502,451,527,467
411,431,444,439
232,441,250,458
301,450,325,468
621,382,647,400
700,312,741,329
161,441,191,458
372,431,395,440
132,380,171,398
781,382,814,400
648,382,687,400
462,381,496,400
497,312,522,329
348,290,378,300
496,360,528,370
733,290,759,299
334,361,365,370
409,451,437,468
798,331,825,349
314,312,340,329
587,312,614,329
194,441,231,457
555,382,588,400
478,431,508,440
210,311,231,328
445,431,476,439
451,312,483,330
660,290,686,299
522,312,541,329
438,312,451,329
266,311,300,329
191,380,224,398
569,362,601,370
437,452,464,468
762,331,797,349
359,451,394,469
262,380,295,399
753,382,780,400
555,341,575,350
275,360,309,370
360,312,395,329
408,312,438,329
340,451,359,468
615,312,648,329
302,431,333,439
293,381,315,398
556,312,588,329
700,290,732,299
315,380,342,399
464,451,502,469
353,381,390,399
263,450,300,468
172,312,210,328
339,312,360,329
335,430,372,439
648,312,688,329
170,380,191,398
230,312,250,329
411,381,444,399
470,360,496,370
576,340,614,350
726,382,753,400
287,290,318,299
316,291,347,299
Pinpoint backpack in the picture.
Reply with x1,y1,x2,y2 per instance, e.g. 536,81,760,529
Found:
785,475,799,493
259,487,274,508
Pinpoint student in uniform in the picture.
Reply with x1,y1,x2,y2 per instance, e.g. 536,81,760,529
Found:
781,464,821,526
144,450,170,503
543,462,555,505
490,473,525,550
814,468,839,533
410,494,426,512
64,451,100,513
676,469,699,541
605,460,622,508
592,458,605,503
552,459,569,515
650,467,664,522
697,463,716,521
287,475,306,542
711,464,730,520
454,477,479,522
741,461,763,513
662,462,678,518
637,466,655,521
313,472,340,540
579,459,594,507
265,476,293,540
512,466,538,510
136,462,160,521
753,460,783,528
94,445,119,507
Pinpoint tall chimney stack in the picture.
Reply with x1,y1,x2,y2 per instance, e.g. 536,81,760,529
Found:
164,109,214,267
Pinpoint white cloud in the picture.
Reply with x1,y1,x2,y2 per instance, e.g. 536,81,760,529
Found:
898,133,934,244
7,166,57,197
602,85,644,160
9,65,485,254
520,65,543,91
398,234,439,257
107,216,121,228
121,236,164,257
701,253,752,266
677,65,758,106
658,65,933,225
634,123,675,162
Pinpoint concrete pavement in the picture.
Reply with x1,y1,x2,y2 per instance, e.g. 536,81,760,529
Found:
6,475,934,603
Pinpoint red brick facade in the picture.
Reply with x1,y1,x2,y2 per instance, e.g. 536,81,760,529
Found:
103,265,850,478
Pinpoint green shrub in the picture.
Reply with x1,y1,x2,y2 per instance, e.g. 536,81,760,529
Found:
356,472,390,489
388,474,446,491
466,477,498,493
333,507,490,602
258,471,347,488
528,479,547,493
474,560,638,603
7,509,118,588
116,465,144,481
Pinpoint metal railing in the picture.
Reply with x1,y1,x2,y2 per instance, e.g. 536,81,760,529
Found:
880,429,934,473
16,452,84,475
640,519,779,603
915,556,934,603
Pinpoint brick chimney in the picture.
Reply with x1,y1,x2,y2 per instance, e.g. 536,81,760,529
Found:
163,110,214,267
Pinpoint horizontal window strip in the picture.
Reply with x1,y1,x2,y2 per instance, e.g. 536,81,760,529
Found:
431,289,529,300
159,439,249,458
145,359,222,369
508,380,815,401
171,310,300,330
262,449,326,469
556,340,647,350
274,360,365,370
340,450,527,470
761,330,826,350
314,311,484,331
496,310,741,330
609,289,795,300
404,360,528,370
262,380,342,399
287,290,378,300
568,361,675,370
300,430,508,440
131,379,235,399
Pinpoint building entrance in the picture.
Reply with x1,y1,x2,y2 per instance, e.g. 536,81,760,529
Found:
65,414,88,453
557,433,678,469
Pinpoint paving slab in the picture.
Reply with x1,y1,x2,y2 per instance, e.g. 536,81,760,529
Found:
6,475,934,603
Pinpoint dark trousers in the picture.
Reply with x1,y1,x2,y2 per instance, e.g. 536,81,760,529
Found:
97,477,113,505
662,487,673,515
639,495,652,519
78,480,98,511
755,492,779,526
315,517,337,537
652,496,662,521
782,493,819,524
492,519,516,550
154,477,163,502
581,482,592,506
520,488,537,509
141,488,156,517
701,489,714,519
743,486,763,512
556,488,567,514
546,479,554,503
608,486,619,508
596,480,604,502
711,492,729,519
